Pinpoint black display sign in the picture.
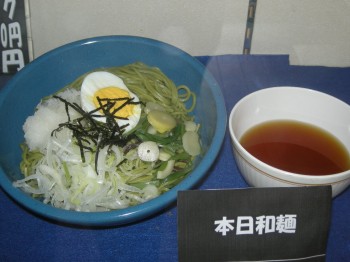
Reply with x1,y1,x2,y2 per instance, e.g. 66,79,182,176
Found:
178,186,332,262
1,0,30,75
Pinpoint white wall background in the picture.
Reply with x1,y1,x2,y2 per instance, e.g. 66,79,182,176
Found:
28,0,248,58
28,0,350,66
251,0,350,67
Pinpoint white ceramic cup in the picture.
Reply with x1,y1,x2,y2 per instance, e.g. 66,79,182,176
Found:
229,86,350,197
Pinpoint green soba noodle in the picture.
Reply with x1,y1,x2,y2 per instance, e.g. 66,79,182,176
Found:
17,62,200,211
66,62,196,121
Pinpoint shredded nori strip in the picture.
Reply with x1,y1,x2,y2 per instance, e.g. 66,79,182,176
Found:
51,95,141,174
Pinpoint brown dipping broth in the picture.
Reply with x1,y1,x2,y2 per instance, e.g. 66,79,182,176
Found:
239,120,350,175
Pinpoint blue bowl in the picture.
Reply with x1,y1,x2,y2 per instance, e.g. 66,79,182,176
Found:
0,36,226,226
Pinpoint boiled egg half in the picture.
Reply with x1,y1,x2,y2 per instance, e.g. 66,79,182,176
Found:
81,71,141,133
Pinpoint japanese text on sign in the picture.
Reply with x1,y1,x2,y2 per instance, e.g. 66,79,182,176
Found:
1,0,29,74
214,214,297,236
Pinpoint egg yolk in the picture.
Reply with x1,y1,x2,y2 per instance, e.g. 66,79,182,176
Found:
93,86,135,118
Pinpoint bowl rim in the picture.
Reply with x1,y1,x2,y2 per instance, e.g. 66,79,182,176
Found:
0,35,227,226
229,86,350,181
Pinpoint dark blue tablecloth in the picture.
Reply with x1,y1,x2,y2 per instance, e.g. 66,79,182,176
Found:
0,55,349,261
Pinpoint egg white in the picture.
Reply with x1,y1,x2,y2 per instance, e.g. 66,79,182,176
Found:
81,71,141,133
